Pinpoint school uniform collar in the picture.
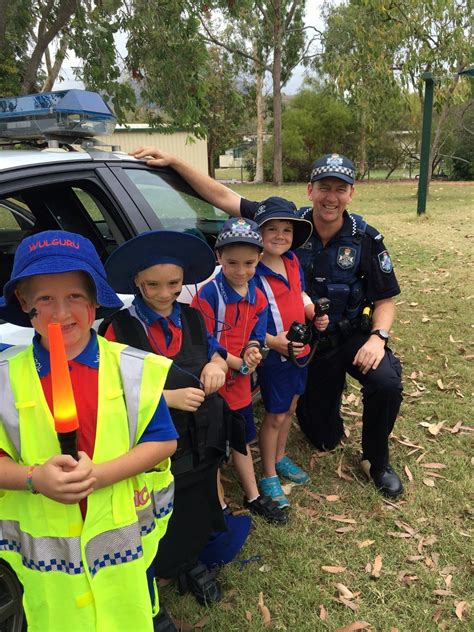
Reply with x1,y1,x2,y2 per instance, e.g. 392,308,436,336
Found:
215,269,257,304
33,329,99,378
132,295,182,328
256,250,294,278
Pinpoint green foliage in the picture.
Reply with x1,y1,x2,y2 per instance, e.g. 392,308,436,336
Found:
0,0,36,95
246,86,356,182
448,104,474,180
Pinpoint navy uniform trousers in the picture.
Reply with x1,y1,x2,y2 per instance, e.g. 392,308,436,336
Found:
296,331,402,471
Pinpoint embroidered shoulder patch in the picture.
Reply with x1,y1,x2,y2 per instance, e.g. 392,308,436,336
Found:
378,250,393,273
337,246,356,269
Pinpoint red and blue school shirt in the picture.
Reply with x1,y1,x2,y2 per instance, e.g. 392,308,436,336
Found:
104,296,227,362
254,251,310,365
191,270,268,410
0,330,178,517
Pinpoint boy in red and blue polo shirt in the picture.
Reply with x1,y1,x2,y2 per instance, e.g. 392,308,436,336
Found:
251,198,329,508
191,218,287,525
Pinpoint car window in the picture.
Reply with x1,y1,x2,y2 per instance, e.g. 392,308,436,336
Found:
124,168,227,240
0,179,126,300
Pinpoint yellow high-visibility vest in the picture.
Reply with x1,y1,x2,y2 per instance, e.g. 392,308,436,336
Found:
0,337,174,632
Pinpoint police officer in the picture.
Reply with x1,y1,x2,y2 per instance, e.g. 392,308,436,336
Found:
128,147,404,498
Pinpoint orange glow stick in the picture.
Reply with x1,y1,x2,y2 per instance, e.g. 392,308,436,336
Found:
48,323,80,433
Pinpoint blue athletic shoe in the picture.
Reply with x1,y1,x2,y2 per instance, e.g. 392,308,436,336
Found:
275,456,310,485
259,475,290,509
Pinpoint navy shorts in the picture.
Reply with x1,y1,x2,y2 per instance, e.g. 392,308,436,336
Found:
236,403,257,444
258,358,308,414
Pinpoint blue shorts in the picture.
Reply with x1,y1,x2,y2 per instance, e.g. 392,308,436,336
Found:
236,403,257,444
257,359,308,414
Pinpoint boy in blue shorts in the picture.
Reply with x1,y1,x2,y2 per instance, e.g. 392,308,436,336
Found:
250,198,328,507
191,218,287,524
0,231,177,632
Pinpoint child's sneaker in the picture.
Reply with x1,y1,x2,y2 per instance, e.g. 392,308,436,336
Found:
259,475,290,508
243,494,288,524
275,456,310,485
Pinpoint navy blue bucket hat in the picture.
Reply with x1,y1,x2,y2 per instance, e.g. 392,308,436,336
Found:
105,230,216,294
310,153,356,185
0,230,123,327
252,197,313,249
215,217,263,250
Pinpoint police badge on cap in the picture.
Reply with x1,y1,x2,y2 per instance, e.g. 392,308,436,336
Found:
310,153,356,185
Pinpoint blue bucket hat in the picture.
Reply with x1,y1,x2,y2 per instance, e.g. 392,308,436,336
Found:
0,230,123,327
310,153,356,185
199,513,252,568
105,230,216,294
215,217,263,251
252,197,313,249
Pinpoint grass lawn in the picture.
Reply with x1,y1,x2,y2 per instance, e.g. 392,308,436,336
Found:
164,181,474,631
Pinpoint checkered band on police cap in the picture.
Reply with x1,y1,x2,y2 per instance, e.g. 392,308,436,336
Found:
310,153,356,185
215,217,263,250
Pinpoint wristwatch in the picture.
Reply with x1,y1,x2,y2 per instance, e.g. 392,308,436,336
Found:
239,362,250,375
370,329,389,344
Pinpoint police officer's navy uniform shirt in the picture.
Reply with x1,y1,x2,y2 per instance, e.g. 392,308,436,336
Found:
241,199,400,303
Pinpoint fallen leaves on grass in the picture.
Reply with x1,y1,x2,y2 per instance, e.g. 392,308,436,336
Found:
329,514,357,524
455,601,467,621
322,565,347,574
245,611,252,622
336,455,355,482
335,621,371,632
336,526,355,534
357,539,375,548
423,478,435,487
193,615,210,629
404,465,414,482
371,555,383,578
397,570,419,586
421,463,446,469
319,604,328,620
336,583,355,599
257,592,271,627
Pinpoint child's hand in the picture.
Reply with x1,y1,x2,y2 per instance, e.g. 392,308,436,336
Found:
243,348,262,370
32,454,96,504
314,314,329,332
200,362,226,395
165,387,205,411
268,331,305,357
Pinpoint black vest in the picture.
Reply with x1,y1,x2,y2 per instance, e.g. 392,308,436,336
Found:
99,305,246,476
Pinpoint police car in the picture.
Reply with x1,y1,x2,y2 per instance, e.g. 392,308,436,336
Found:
0,90,226,631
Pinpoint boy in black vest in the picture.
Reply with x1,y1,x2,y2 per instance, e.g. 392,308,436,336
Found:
103,231,249,629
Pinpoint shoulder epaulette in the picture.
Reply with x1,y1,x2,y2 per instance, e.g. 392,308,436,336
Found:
365,224,384,241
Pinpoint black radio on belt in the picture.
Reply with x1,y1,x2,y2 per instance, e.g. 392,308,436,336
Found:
287,297,331,345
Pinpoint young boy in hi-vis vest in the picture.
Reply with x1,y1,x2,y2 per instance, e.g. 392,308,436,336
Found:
0,230,177,632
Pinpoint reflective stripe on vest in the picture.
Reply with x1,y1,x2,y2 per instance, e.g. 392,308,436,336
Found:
0,360,21,455
138,481,175,537
119,345,148,449
0,519,84,575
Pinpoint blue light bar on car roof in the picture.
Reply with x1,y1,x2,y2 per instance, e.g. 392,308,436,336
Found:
0,90,116,140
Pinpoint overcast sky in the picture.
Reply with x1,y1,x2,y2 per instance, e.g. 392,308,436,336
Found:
55,1,328,95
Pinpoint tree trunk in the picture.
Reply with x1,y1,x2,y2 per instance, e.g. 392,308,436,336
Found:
42,38,68,92
272,2,283,186
21,0,77,94
254,63,264,183
358,111,367,180
208,144,215,178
